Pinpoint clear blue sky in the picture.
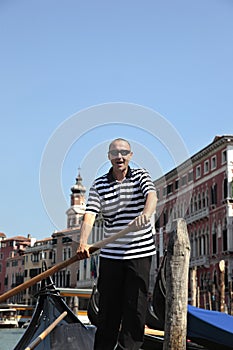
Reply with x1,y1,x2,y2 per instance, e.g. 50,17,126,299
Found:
0,0,233,239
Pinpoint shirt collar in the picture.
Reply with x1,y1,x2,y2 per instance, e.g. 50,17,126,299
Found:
107,166,132,182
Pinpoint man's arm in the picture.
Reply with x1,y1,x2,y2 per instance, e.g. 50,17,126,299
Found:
134,191,158,229
77,212,96,258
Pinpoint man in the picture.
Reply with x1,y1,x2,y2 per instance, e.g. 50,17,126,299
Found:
77,138,157,350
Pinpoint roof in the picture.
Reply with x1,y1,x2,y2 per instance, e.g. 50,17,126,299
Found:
3,236,31,242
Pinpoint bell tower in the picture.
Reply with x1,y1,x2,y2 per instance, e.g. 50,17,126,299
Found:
66,170,86,228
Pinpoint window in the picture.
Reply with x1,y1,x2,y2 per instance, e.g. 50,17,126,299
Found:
175,179,180,190
223,219,227,251
62,236,72,244
222,150,227,164
31,253,39,263
190,197,193,214
223,177,228,200
163,187,167,197
194,195,197,211
212,223,217,254
196,165,201,179
198,193,201,210
205,189,209,207
63,248,67,261
211,183,217,205
188,171,193,182
181,175,187,186
204,160,209,174
163,210,168,225
167,183,173,195
211,155,217,170
202,191,206,208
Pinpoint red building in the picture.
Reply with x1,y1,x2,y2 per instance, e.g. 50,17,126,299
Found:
0,235,31,296
154,135,233,312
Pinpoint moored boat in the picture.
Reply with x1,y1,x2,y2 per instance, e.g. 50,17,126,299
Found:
14,276,95,350
0,308,18,328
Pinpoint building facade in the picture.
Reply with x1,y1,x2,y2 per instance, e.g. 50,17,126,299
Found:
154,135,233,312
0,235,32,297
23,237,54,305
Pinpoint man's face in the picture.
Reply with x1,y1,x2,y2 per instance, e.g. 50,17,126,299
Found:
108,140,133,172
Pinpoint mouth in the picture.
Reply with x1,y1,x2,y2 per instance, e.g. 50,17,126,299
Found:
115,160,124,166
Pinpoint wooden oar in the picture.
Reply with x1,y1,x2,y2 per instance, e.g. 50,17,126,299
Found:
24,311,67,350
0,223,135,303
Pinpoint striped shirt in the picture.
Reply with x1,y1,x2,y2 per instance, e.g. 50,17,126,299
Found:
85,167,157,260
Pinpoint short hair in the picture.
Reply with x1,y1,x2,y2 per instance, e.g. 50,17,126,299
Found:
108,138,131,151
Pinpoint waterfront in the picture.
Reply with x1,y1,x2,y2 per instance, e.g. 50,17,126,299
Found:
0,329,24,350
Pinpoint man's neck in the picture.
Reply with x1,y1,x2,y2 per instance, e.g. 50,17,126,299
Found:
112,168,128,182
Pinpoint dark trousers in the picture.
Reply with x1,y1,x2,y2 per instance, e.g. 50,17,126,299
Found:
94,256,152,350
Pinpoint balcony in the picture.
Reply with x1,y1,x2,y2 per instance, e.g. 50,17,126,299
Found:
26,243,53,253
190,255,209,268
185,207,209,224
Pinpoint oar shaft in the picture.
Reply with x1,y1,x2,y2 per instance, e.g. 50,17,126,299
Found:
0,224,133,303
24,311,67,350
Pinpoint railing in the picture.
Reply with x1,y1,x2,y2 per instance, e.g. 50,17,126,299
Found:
190,255,209,267
185,207,209,224
26,244,53,252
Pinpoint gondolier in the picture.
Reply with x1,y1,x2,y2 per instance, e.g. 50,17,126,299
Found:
77,138,158,350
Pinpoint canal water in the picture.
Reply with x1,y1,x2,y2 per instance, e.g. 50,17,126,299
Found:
0,328,25,350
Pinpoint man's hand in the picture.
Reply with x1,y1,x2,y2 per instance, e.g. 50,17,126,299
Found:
131,214,151,230
76,243,91,259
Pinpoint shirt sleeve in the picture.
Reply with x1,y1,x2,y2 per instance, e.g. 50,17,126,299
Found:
139,169,157,197
85,182,101,215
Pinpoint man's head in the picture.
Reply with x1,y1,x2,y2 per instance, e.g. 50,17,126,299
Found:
108,138,133,174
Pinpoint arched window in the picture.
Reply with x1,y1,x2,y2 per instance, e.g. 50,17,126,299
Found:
211,183,217,205
223,218,228,251
206,189,209,207
63,248,67,261
212,222,217,254
190,197,193,214
202,191,206,208
223,177,228,200
194,195,197,212
198,193,202,210
190,233,194,258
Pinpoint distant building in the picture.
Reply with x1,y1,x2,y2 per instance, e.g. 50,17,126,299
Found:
23,237,54,305
0,235,31,297
154,135,233,311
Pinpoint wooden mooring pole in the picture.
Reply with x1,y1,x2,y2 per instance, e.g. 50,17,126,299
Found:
163,218,191,350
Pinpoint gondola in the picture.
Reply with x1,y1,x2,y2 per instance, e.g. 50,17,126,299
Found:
14,275,95,350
